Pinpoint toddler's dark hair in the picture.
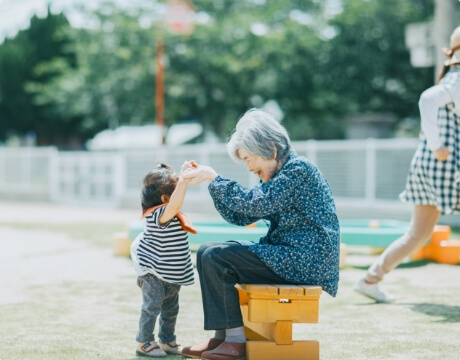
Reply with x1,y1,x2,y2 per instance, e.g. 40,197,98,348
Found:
141,163,177,212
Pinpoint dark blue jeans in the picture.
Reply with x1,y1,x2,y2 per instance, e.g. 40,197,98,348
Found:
197,241,290,330
136,273,180,343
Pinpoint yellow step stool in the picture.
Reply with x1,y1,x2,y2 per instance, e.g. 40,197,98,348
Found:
236,284,322,360
113,232,131,256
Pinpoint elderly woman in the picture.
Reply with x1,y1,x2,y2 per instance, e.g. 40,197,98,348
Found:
181,109,340,360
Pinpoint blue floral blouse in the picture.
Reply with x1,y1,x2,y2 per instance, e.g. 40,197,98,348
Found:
208,150,340,296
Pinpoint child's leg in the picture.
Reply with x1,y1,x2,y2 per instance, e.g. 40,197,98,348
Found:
365,204,440,283
136,274,166,343
158,283,180,344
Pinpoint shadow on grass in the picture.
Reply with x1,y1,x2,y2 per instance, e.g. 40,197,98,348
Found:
355,302,460,323
349,259,432,271
397,303,460,323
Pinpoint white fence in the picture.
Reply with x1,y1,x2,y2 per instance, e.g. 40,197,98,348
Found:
0,138,431,220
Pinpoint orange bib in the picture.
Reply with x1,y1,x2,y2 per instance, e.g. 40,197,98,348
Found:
142,203,197,234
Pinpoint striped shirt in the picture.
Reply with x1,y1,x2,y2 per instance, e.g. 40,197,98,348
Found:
131,206,195,286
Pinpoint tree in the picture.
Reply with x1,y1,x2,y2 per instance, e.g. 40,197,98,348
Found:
1,0,443,146
314,0,435,137
25,3,159,144
0,7,76,145
165,0,436,139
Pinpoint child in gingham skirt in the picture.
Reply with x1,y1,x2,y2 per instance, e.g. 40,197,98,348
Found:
354,26,460,303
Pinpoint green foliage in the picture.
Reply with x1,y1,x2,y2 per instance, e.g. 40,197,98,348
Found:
166,0,325,138
0,7,76,145
27,3,158,139
0,0,441,145
320,0,434,133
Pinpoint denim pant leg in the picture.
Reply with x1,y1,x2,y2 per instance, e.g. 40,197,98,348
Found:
197,241,289,330
136,274,166,343
158,282,181,344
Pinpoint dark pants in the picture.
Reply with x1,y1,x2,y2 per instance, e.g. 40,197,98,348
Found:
197,241,290,330
136,273,180,343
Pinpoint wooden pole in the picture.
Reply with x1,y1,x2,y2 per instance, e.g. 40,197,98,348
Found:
155,29,165,143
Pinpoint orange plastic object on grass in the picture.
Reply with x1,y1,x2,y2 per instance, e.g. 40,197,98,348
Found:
412,225,460,265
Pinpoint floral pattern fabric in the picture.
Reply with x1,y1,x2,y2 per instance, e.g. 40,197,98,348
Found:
208,150,340,296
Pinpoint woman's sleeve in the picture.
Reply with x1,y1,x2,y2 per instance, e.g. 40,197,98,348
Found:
419,84,453,151
212,196,260,226
209,169,303,220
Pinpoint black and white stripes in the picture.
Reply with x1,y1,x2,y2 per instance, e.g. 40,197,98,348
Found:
131,206,195,285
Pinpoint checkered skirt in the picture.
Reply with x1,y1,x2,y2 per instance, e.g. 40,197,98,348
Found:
399,70,460,214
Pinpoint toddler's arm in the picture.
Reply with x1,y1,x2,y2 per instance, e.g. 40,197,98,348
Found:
159,175,189,225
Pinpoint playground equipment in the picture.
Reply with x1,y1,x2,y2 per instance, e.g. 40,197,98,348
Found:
340,220,460,265
120,219,460,265
113,232,131,256
128,219,268,245
412,225,460,265
339,219,409,248
236,284,322,360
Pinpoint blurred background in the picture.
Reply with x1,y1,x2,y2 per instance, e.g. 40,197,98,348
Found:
0,0,459,224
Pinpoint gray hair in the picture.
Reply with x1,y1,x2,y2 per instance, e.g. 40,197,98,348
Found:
227,108,291,163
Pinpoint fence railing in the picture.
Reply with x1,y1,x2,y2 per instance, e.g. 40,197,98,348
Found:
0,138,421,215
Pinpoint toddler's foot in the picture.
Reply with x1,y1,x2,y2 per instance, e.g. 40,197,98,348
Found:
354,278,395,303
136,341,167,358
160,340,182,355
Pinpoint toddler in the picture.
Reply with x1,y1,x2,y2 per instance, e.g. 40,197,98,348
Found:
131,162,196,357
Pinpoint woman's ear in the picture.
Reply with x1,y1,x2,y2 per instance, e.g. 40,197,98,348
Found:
161,194,170,203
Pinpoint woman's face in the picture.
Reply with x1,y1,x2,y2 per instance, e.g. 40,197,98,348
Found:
237,148,278,183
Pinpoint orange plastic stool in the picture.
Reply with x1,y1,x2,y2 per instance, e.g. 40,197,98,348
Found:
412,225,460,265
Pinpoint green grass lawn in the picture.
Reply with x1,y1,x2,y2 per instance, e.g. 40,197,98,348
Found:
0,220,459,360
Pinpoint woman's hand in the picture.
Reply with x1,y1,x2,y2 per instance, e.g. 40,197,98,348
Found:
434,146,449,161
182,164,218,185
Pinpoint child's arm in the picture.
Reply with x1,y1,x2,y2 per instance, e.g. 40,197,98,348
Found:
419,84,452,161
159,176,189,225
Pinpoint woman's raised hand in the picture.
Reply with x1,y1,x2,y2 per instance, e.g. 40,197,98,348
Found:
182,163,218,185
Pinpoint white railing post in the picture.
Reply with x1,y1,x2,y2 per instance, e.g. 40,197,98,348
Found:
306,139,317,165
113,152,126,207
48,147,60,203
21,148,32,191
0,148,4,188
365,138,376,204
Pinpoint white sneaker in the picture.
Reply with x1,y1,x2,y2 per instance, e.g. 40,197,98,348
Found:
136,341,167,358
160,340,182,355
353,278,395,303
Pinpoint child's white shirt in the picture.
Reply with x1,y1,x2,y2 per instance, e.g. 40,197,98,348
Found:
419,76,460,151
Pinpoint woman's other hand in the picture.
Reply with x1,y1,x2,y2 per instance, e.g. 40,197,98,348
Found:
434,146,449,161
183,164,218,185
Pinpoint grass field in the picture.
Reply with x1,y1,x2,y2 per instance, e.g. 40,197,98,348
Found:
0,203,459,360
